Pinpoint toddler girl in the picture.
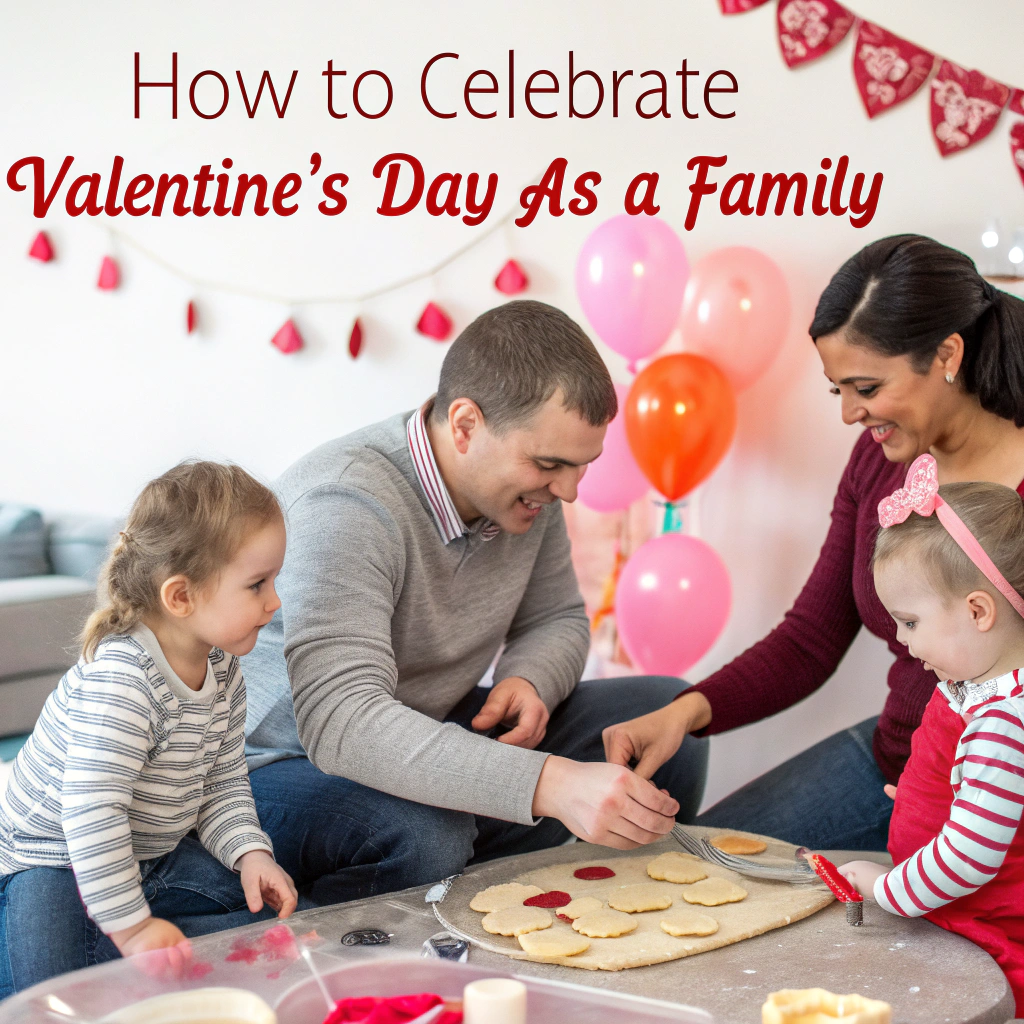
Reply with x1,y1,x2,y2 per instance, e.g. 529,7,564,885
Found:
0,461,297,996
840,454,1024,1012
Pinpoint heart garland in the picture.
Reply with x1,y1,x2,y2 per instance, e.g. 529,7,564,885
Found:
930,61,1010,157
853,21,936,119
777,0,855,69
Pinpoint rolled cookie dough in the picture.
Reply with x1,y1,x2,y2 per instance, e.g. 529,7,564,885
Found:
481,906,552,936
646,852,709,884
710,835,768,856
682,878,747,906
517,929,591,957
607,883,675,913
572,909,639,938
659,908,720,937
470,883,544,913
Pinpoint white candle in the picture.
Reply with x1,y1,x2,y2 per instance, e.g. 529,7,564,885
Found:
462,978,527,1024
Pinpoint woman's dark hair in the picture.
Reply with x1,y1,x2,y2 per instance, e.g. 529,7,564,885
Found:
809,234,1024,426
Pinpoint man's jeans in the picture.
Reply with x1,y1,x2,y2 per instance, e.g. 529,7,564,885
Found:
696,717,892,851
248,676,709,908
0,836,278,998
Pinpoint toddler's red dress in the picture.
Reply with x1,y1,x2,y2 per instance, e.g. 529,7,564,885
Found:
886,679,1024,1013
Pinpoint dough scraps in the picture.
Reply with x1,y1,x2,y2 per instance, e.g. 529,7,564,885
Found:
557,896,604,921
573,865,616,880
518,929,591,957
470,883,544,913
572,909,639,938
660,908,720,937
646,851,709,884
523,890,571,908
710,834,768,855
682,878,748,906
607,883,675,913
481,906,553,936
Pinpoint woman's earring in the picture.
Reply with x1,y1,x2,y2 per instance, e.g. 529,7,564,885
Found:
945,372,955,384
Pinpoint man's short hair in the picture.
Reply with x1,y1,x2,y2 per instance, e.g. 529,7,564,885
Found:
432,300,618,433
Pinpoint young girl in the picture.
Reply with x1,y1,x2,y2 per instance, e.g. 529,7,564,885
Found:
840,453,1024,1013
0,461,297,996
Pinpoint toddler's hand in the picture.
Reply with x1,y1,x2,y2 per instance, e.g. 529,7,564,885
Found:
239,850,298,919
884,783,898,801
838,859,887,899
111,917,192,979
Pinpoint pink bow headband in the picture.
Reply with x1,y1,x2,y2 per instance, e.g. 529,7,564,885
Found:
878,454,1024,618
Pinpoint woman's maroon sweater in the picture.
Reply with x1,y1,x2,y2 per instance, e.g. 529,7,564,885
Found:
691,429,1024,784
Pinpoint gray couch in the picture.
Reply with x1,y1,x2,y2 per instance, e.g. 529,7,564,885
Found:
0,508,120,737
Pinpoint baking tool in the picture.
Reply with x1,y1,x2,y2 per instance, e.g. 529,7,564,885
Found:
796,848,864,926
672,826,817,882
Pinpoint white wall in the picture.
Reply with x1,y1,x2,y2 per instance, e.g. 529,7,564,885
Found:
3,0,1023,807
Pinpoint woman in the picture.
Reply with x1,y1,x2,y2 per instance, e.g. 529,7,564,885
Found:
603,234,1024,850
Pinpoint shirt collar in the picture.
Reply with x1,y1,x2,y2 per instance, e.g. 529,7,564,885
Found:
940,668,1024,721
406,401,500,545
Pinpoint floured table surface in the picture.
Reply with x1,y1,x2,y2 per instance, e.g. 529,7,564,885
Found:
436,828,834,970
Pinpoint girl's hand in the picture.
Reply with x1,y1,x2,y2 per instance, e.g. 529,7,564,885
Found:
111,921,191,958
838,860,887,899
884,783,898,800
239,850,298,918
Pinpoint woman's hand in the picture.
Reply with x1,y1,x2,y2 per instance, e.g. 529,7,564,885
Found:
602,691,712,780
239,850,298,919
838,860,887,899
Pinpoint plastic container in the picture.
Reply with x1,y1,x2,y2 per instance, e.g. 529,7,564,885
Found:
274,958,713,1023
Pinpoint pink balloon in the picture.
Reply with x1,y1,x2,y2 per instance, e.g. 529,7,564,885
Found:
615,533,731,676
576,216,690,370
577,384,650,513
680,247,790,391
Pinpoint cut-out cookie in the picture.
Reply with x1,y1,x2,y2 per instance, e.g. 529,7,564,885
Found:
481,906,552,936
646,852,709,884
557,896,603,921
681,878,747,906
470,883,544,913
710,835,768,855
607,883,674,913
572,908,639,938
659,908,720,937
518,929,591,957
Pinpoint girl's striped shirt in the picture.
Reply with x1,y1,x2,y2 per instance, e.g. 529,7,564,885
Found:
0,625,272,932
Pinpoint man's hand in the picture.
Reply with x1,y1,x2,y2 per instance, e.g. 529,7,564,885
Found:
603,691,712,780
533,756,681,849
838,860,887,899
238,850,298,919
472,676,549,749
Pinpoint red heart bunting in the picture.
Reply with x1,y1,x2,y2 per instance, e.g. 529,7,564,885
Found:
186,300,197,334
271,319,303,354
28,231,54,262
97,255,120,290
930,61,1009,157
416,301,453,341
719,0,770,13
853,22,936,118
494,259,528,295
1011,122,1024,188
1010,89,1024,117
348,318,363,359
777,0,855,69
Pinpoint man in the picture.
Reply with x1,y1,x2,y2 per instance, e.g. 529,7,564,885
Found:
243,300,707,906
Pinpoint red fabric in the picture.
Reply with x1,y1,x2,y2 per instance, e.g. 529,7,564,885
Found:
852,22,935,119
889,690,1024,1014
271,319,304,354
349,318,364,359
494,259,528,295
691,431,1024,784
1011,122,1024,188
416,302,453,341
28,231,54,262
1010,89,1024,117
325,994,461,1024
930,61,1009,157
776,0,855,69
719,0,770,12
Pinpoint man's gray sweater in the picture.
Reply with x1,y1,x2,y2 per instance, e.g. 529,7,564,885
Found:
243,410,591,825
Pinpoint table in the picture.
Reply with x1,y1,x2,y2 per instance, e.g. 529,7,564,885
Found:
0,847,1015,1024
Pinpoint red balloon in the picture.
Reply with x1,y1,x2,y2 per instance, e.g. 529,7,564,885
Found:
625,354,736,501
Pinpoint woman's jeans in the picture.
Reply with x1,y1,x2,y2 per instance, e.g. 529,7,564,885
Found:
0,836,278,999
695,716,893,851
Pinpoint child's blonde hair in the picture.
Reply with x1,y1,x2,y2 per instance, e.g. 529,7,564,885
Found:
873,480,1024,606
81,461,282,660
